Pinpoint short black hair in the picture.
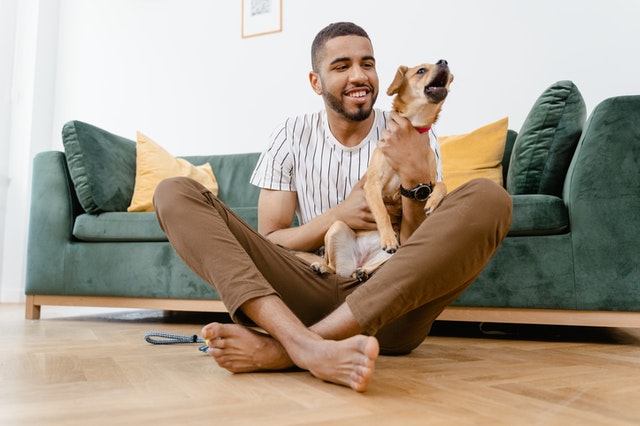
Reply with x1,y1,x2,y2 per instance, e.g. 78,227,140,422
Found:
311,22,371,73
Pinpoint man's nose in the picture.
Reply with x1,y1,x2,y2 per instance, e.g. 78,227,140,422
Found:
350,65,368,81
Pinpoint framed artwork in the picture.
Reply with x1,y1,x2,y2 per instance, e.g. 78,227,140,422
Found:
242,0,283,38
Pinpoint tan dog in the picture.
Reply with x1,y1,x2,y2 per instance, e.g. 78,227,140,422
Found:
302,60,454,281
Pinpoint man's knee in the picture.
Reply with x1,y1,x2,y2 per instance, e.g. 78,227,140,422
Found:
153,177,207,232
463,178,511,214
453,178,513,234
154,177,201,211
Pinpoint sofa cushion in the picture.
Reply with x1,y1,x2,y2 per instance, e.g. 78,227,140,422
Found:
73,206,260,242
127,132,219,212
440,117,508,191
508,194,569,236
501,130,518,185
507,80,586,196
62,121,137,213
73,212,167,241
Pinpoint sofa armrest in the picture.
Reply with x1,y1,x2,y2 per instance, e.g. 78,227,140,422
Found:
25,151,79,295
564,95,640,310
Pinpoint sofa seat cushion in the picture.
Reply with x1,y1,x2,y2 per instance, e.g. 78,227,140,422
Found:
508,194,569,236
73,206,260,242
73,213,167,242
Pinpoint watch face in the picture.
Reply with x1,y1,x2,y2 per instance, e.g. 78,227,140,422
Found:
415,185,432,201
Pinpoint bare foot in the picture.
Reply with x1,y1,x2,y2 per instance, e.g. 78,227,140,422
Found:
293,335,379,392
201,322,294,372
202,322,379,392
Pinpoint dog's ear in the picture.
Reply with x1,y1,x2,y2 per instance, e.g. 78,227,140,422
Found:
386,66,408,96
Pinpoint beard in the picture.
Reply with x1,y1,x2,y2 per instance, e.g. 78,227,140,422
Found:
322,87,377,122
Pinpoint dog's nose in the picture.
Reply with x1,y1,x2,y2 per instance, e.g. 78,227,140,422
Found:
437,59,448,66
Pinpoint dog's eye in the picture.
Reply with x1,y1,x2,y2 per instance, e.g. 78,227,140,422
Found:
417,68,427,74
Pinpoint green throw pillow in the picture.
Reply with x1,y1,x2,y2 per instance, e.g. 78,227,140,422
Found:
62,120,137,213
507,81,586,196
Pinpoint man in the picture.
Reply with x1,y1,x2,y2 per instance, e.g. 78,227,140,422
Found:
154,22,512,392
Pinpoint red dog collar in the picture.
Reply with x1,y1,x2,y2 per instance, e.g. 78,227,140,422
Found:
416,127,431,134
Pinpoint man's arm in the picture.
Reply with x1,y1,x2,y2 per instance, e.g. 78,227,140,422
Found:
258,179,381,253
378,112,437,244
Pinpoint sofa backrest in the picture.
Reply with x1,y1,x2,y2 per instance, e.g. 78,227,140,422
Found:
182,154,261,208
61,120,263,215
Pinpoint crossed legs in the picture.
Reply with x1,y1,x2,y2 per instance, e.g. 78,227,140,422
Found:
154,177,512,392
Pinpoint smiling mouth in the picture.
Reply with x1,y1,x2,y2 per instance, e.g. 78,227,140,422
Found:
345,87,370,100
424,69,450,102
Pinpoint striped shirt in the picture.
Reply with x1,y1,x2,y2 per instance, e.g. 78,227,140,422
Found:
250,109,443,225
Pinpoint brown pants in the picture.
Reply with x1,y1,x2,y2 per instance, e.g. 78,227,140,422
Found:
154,177,512,354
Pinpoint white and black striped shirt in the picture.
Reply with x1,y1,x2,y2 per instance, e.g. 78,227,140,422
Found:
250,109,442,225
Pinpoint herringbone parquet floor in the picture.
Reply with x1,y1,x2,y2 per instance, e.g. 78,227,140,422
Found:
1,303,640,425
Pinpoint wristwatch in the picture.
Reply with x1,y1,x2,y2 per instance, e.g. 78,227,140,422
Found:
400,182,433,202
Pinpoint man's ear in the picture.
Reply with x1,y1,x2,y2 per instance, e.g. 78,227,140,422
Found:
309,71,323,95
386,65,408,96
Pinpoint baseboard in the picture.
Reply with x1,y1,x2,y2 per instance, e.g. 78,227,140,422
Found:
438,306,640,328
25,295,227,319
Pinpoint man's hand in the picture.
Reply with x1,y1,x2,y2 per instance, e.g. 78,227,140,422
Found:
257,178,380,252
332,177,402,231
257,176,401,252
332,177,376,231
378,112,436,188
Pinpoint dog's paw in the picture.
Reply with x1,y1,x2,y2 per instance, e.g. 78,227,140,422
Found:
425,191,445,215
310,262,328,275
354,269,369,282
381,238,398,253
378,227,400,254
381,245,397,254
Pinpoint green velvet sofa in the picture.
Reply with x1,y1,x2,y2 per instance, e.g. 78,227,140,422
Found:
25,82,640,327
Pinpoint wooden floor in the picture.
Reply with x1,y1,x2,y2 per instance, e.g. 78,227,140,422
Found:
2,304,640,426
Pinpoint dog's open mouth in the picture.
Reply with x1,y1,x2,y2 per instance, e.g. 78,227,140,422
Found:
424,69,450,102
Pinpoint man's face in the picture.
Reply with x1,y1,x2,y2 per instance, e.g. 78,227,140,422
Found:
312,35,379,122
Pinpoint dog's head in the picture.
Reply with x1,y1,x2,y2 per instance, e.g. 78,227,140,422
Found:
386,60,454,129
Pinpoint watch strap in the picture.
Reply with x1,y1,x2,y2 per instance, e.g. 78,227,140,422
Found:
400,182,433,201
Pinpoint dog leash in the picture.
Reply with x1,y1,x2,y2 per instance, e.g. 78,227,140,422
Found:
144,331,209,353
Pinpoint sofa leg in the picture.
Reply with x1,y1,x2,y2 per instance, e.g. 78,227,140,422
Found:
25,295,41,320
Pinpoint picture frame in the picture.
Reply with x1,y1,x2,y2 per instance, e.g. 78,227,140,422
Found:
242,0,283,38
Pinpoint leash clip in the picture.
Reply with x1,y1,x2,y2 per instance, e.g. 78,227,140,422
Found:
144,331,208,353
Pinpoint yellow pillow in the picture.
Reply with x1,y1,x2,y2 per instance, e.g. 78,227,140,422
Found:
440,117,508,191
127,132,218,212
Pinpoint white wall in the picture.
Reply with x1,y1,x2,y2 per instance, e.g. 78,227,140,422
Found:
1,0,640,302
0,0,18,301
49,0,640,156
1,0,59,302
